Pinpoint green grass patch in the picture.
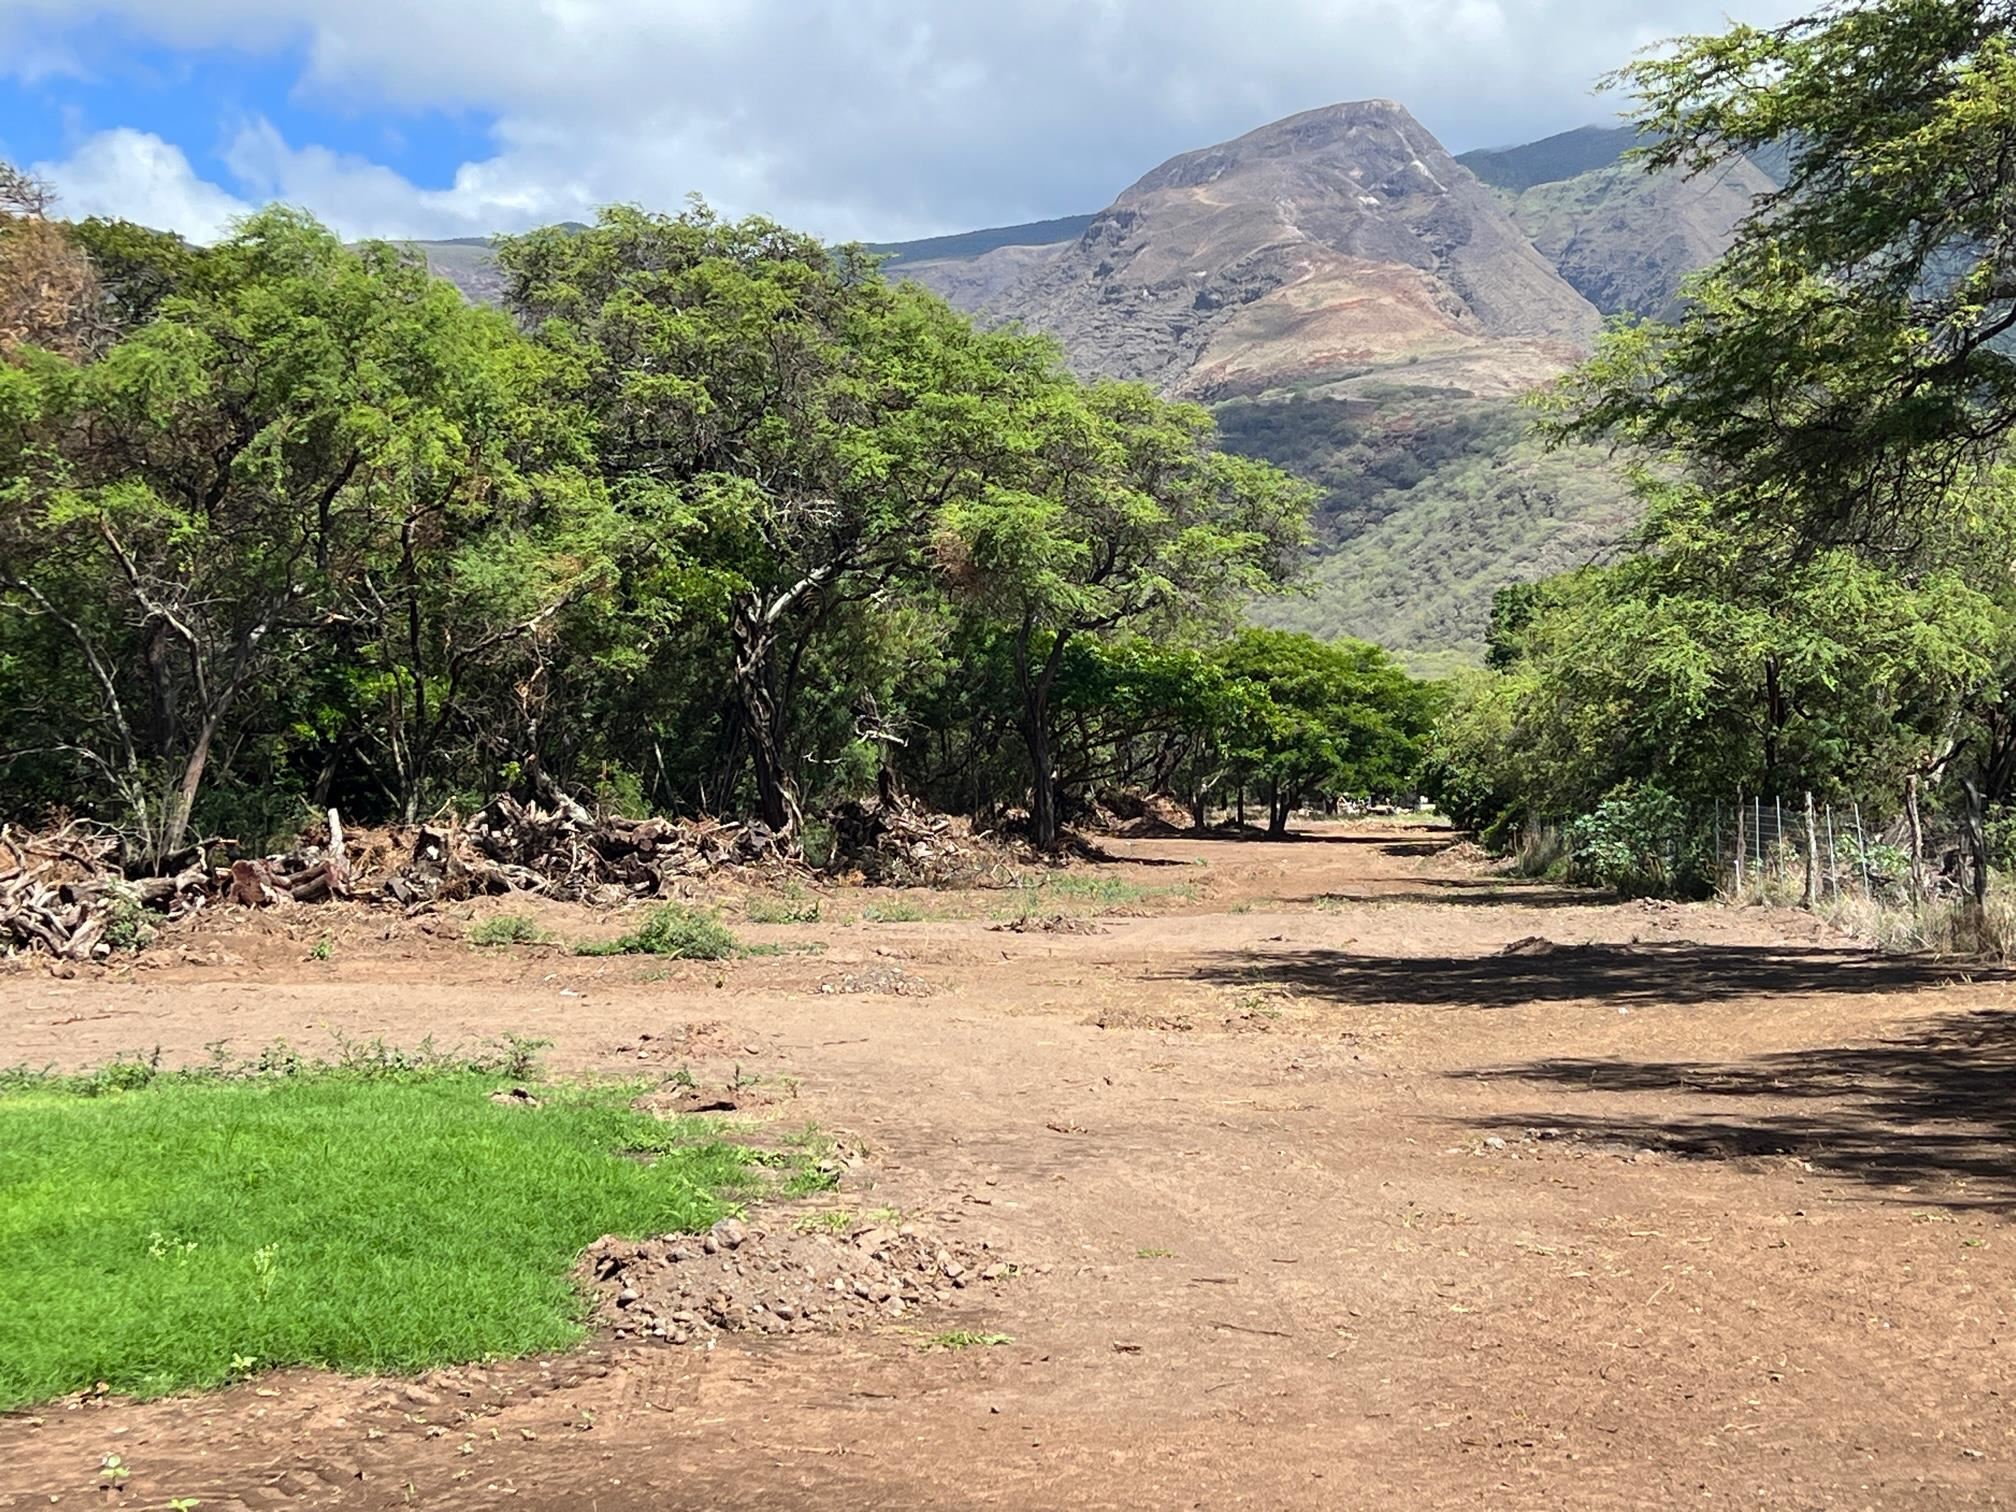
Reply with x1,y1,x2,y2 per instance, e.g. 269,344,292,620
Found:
861,899,927,923
0,1059,755,1409
467,913,551,947
918,1330,1013,1350
575,903,738,959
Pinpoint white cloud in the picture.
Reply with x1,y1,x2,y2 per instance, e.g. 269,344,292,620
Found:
7,0,1814,243
35,128,252,242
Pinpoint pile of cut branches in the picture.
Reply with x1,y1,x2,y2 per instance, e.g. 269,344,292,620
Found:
0,822,203,961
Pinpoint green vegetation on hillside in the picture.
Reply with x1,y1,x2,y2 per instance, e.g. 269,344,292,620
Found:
1215,393,1635,665
1455,124,1638,192
866,213,1096,265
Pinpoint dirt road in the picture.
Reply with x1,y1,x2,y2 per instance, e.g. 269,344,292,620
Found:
4,823,2013,1509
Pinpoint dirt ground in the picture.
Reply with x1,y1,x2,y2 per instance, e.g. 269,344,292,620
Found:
5,820,2016,1510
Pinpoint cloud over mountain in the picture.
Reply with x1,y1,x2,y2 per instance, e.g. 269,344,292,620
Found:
3,0,1807,243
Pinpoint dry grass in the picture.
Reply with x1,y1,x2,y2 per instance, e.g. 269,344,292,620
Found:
1818,889,2016,961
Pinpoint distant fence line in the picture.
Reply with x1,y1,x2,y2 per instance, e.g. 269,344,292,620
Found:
1712,788,1985,905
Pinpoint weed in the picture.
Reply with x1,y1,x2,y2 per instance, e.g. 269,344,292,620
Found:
1818,886,2016,959
999,873,1194,921
468,914,550,948
919,1330,1013,1350
745,886,821,925
575,904,738,960
783,1163,841,1197
1135,1247,1174,1259
101,891,155,953
794,1210,854,1235
309,934,334,962
862,899,926,923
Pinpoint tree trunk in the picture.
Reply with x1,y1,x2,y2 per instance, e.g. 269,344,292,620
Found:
157,718,219,867
1027,713,1058,848
1964,777,1990,907
1763,656,1785,792
1014,622,1071,850
731,599,793,835
1267,781,1291,839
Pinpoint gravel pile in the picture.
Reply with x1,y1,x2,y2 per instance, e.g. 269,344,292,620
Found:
581,1216,1013,1344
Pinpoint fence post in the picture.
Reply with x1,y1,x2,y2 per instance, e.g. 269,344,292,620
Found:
1852,800,1871,896
1714,801,1722,887
1755,794,1764,869
1826,804,1839,900
1906,775,1926,902
1734,790,1746,894
1803,791,1819,909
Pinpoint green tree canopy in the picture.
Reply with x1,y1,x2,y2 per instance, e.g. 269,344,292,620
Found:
1553,0,2016,542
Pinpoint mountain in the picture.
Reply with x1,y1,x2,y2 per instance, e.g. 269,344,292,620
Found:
1456,125,1640,194
865,214,1097,267
1509,153,1778,317
393,236,506,304
955,100,1602,401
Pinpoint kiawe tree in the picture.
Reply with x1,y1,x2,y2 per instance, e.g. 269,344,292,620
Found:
938,381,1311,847
0,209,579,861
1217,629,1435,835
1554,0,2016,543
498,204,1056,837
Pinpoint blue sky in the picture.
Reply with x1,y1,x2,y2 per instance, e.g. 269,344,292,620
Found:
0,34,496,193
0,1,1810,245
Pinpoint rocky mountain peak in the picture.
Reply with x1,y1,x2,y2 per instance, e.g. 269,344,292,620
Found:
958,98,1599,400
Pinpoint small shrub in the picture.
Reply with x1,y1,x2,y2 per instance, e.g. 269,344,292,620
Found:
745,886,821,924
468,913,550,948
919,1330,1013,1350
799,818,836,870
100,891,155,954
575,904,738,960
1509,824,1568,880
1564,784,1705,898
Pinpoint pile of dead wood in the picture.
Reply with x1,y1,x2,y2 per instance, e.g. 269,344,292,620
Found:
386,777,790,905
826,798,1026,887
0,822,204,962
3,779,1020,961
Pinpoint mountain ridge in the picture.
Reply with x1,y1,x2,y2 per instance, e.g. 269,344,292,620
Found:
389,102,1771,663
938,99,1603,401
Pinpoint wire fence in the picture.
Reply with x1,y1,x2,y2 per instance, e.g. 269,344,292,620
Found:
1711,790,1981,904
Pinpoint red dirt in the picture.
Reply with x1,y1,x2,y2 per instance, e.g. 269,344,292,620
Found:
4,821,2014,1509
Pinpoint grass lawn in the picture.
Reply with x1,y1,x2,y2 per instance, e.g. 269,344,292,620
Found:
0,1061,756,1408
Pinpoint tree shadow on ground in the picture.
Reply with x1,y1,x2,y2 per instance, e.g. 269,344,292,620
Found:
1312,880,1596,910
1461,1006,2016,1207
1180,941,1987,1011
1129,826,1459,847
